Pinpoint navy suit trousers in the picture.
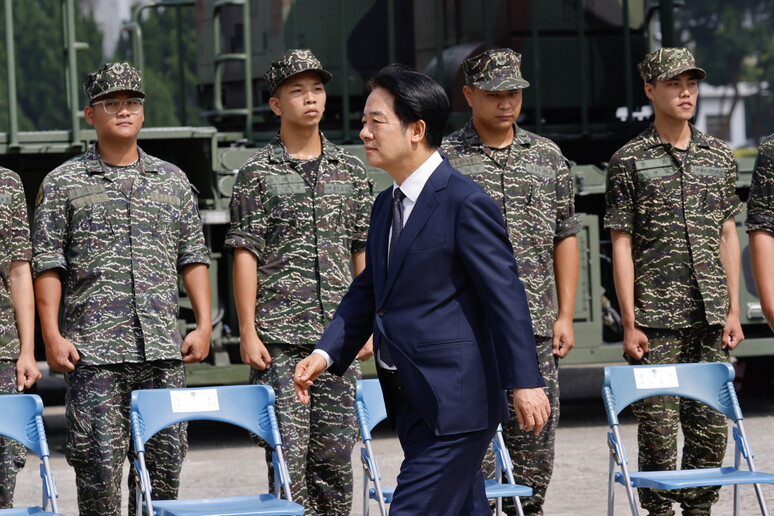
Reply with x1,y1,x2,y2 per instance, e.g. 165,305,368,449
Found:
386,375,496,516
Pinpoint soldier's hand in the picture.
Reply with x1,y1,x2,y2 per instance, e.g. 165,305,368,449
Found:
45,334,80,373
512,387,550,435
722,313,745,350
293,353,328,405
181,326,211,363
356,336,374,361
240,330,271,370
15,354,42,391
623,326,649,360
551,317,575,358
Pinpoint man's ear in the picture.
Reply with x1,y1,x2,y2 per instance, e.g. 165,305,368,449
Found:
463,85,474,108
410,119,427,144
269,96,282,117
84,106,95,126
644,82,655,101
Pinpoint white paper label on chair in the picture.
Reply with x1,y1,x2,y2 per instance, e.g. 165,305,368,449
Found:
170,389,220,413
633,367,679,389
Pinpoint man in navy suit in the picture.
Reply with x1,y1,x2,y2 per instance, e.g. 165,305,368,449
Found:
294,64,549,516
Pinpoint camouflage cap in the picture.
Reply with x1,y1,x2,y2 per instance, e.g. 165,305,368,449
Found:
84,62,145,103
462,48,530,91
264,49,332,96
637,47,707,82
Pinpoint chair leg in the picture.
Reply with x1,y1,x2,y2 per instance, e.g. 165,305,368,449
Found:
362,469,370,516
623,482,639,516
753,483,770,516
514,496,525,516
733,484,739,516
608,453,616,516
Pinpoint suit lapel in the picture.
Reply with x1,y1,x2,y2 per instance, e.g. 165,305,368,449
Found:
378,160,450,305
370,189,391,300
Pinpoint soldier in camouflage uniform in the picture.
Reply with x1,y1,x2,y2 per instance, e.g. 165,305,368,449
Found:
440,48,580,516
604,48,743,516
32,63,212,515
0,168,42,508
225,49,372,515
747,135,774,332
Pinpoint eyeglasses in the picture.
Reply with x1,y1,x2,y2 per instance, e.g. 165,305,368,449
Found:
91,97,144,114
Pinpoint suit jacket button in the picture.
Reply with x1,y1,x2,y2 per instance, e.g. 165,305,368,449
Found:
377,308,386,317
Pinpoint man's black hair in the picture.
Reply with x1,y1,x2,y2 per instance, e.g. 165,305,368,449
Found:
367,64,450,149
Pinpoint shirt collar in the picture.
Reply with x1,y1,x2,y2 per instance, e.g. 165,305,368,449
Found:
268,131,340,164
642,123,711,151
85,143,157,175
463,119,532,148
393,151,442,203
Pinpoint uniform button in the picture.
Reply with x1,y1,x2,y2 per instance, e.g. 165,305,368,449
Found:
377,308,386,317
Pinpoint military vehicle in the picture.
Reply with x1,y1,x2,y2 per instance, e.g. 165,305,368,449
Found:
2,0,771,387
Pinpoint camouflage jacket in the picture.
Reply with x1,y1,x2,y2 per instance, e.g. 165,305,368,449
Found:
0,168,32,359
604,124,741,329
441,121,581,337
225,133,372,344
32,144,210,365
746,134,774,234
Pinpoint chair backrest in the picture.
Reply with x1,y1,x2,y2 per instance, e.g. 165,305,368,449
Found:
131,385,281,454
355,379,388,441
602,362,743,427
0,394,50,459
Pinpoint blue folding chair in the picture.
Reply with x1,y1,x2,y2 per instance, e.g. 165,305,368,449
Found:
602,362,774,516
0,394,62,515
355,378,531,516
130,385,304,516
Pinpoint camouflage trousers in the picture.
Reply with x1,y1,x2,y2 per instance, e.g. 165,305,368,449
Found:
0,361,25,509
65,360,187,516
250,343,359,516
483,336,559,516
628,323,728,516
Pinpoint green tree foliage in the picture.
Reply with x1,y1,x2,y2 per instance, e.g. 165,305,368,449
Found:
678,0,774,142
114,5,204,127
0,0,104,131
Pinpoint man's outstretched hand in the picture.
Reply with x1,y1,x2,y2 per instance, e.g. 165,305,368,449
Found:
293,353,329,404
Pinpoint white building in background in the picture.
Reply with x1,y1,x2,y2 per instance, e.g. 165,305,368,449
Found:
695,82,763,149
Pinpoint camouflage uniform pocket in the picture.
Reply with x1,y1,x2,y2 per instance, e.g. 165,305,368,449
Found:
696,168,725,214
264,198,300,244
68,200,115,259
150,193,182,242
635,161,674,217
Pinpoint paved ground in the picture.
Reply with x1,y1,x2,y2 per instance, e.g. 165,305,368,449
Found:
11,391,774,515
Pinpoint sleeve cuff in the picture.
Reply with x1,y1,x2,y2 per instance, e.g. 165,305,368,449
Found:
31,254,67,278
224,231,265,258
178,249,211,268
312,349,332,369
603,210,633,234
745,212,774,234
555,215,582,241
9,248,32,262
723,196,743,221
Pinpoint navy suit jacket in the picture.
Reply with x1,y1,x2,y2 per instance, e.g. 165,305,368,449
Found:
319,157,543,436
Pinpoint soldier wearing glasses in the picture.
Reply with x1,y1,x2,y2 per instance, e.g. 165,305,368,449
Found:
32,63,212,515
